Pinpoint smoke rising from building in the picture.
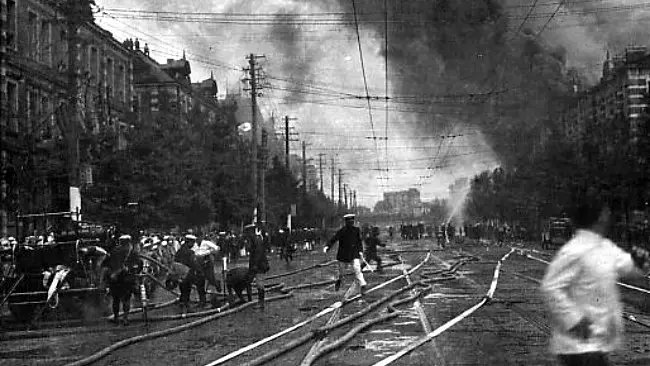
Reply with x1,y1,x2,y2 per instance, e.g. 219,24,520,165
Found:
95,0,645,206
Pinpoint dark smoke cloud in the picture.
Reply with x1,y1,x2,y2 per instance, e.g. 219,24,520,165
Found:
96,0,649,204
508,0,650,83
329,0,573,165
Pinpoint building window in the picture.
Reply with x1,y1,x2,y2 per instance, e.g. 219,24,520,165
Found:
106,58,114,98
7,0,17,49
28,90,39,135
28,11,39,60
41,96,53,139
40,19,51,65
116,64,125,103
6,82,19,133
90,47,98,80
55,29,68,72
150,90,159,112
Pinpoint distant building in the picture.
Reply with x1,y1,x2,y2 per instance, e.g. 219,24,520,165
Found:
374,188,424,215
132,50,222,127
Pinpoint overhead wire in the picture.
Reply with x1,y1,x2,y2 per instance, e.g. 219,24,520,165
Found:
536,0,569,37
101,2,650,23
384,0,389,181
350,0,385,192
97,1,601,196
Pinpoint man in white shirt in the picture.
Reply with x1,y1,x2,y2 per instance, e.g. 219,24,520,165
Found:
541,196,649,366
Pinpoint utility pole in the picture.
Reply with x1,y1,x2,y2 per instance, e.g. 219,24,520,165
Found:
354,191,357,209
67,9,80,188
318,153,326,194
330,158,335,202
65,1,86,221
349,189,353,210
0,0,6,235
338,169,343,208
344,184,348,209
285,116,290,169
282,115,298,170
244,53,265,222
301,141,308,196
261,129,268,223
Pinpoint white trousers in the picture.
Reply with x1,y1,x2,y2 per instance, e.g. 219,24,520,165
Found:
337,259,367,287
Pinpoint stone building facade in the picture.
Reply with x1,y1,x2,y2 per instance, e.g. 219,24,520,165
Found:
0,0,133,236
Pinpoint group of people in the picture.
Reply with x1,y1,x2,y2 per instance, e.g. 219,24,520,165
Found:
12,199,650,366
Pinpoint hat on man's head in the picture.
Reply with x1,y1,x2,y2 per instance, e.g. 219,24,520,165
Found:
343,213,356,220
185,234,197,240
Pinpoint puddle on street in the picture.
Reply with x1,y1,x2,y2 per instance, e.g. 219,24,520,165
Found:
386,263,412,272
424,293,478,300
392,321,418,326
364,336,419,356
368,329,400,335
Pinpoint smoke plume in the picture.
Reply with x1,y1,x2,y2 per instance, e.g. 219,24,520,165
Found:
95,0,650,207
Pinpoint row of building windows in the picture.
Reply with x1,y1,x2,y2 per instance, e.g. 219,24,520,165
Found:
4,81,56,138
8,2,131,106
82,47,129,104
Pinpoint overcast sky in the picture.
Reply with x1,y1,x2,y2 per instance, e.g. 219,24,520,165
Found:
94,0,650,208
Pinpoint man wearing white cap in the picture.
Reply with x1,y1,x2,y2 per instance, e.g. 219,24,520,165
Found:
324,213,367,293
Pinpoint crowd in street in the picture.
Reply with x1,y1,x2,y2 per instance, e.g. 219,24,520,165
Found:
4,206,650,366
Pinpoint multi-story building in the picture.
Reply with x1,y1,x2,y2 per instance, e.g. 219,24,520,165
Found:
133,51,221,125
560,47,650,155
0,0,133,236
375,188,423,215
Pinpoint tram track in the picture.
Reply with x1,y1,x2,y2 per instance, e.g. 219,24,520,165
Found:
0,248,451,366
0,266,404,342
367,245,649,365
201,252,437,366
8,240,649,366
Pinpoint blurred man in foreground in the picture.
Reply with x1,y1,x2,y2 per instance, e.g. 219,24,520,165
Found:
541,193,650,366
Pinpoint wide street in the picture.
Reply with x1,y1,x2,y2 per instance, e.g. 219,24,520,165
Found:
3,236,650,366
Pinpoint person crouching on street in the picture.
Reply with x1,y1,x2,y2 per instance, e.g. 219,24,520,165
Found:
245,224,270,308
541,192,650,366
324,213,367,294
362,226,386,273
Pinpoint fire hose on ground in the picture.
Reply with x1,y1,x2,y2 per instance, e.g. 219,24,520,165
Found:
238,281,436,366
61,291,294,366
202,252,433,366
298,252,433,366
303,287,433,366
371,248,517,366
398,254,445,366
